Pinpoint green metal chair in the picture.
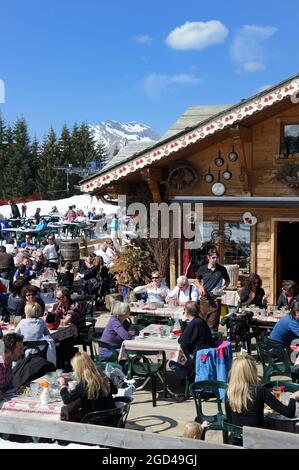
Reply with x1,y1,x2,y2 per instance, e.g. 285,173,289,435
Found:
222,420,243,446
189,380,227,440
125,349,167,407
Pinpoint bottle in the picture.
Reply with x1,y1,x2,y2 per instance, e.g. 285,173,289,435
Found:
40,381,50,405
167,317,174,331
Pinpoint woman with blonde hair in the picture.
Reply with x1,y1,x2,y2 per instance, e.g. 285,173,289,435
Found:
15,302,49,340
225,354,299,430
99,302,137,359
58,351,117,417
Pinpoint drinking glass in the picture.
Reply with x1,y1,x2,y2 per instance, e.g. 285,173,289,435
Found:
272,386,281,401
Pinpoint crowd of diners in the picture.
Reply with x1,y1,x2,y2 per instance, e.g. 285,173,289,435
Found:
1,226,299,443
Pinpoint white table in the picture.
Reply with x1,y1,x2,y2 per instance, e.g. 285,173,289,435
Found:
130,303,184,319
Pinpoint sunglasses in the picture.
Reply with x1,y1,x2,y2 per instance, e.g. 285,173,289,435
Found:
26,293,34,297
152,277,160,280
56,296,63,300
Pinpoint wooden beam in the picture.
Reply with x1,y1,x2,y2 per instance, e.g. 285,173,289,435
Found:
146,179,162,203
231,125,253,195
243,425,299,449
0,416,236,449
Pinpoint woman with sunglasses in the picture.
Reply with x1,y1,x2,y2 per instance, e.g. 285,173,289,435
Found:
133,271,169,304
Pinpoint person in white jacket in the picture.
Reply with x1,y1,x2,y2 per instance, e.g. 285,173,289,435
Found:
167,275,199,305
134,271,169,304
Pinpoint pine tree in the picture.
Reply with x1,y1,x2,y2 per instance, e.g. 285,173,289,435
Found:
95,138,108,169
0,114,7,198
37,128,64,199
4,117,35,198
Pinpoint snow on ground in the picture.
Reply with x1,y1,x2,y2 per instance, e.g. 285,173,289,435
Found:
0,194,117,219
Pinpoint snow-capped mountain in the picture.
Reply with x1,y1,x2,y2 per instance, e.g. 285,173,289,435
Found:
90,120,160,157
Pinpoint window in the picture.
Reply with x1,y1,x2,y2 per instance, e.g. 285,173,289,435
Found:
224,223,250,274
282,125,299,156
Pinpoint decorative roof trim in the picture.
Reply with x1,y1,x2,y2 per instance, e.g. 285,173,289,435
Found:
81,77,299,193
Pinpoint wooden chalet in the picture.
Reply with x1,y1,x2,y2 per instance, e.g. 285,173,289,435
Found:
81,74,299,302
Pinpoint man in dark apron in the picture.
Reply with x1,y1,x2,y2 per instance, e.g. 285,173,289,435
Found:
195,247,230,331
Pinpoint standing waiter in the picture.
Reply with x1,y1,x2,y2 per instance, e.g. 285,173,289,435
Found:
195,247,230,331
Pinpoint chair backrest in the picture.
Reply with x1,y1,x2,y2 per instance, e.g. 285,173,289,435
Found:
23,339,49,358
222,420,243,445
125,349,166,377
80,399,131,428
92,336,119,362
263,378,299,393
259,337,293,383
189,380,227,425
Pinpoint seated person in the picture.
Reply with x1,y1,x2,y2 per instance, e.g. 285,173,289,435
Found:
7,281,26,316
99,302,137,359
34,218,48,231
133,271,169,304
269,301,299,346
43,235,59,269
79,254,95,274
94,238,119,267
225,354,299,444
58,351,117,420
15,302,50,340
277,280,299,309
0,333,24,396
239,273,269,308
20,234,36,252
5,238,16,255
13,263,32,285
32,250,46,274
170,301,213,379
76,256,110,297
58,262,74,288
22,285,45,315
54,287,86,333
178,301,214,357
166,275,199,305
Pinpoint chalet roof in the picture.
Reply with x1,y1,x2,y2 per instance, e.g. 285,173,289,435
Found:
161,104,232,139
80,73,299,193
100,141,158,173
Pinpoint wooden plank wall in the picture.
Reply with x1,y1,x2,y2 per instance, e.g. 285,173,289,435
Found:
255,216,272,298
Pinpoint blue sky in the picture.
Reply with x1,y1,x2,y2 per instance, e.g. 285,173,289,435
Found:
0,0,298,140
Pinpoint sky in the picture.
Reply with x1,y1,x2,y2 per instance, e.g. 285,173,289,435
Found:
0,0,299,141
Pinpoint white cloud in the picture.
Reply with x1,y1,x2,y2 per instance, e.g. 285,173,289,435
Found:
144,72,200,100
133,34,152,45
231,25,277,73
166,20,229,50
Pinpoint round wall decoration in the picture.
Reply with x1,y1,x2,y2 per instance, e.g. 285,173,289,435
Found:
167,165,197,191
211,181,226,196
